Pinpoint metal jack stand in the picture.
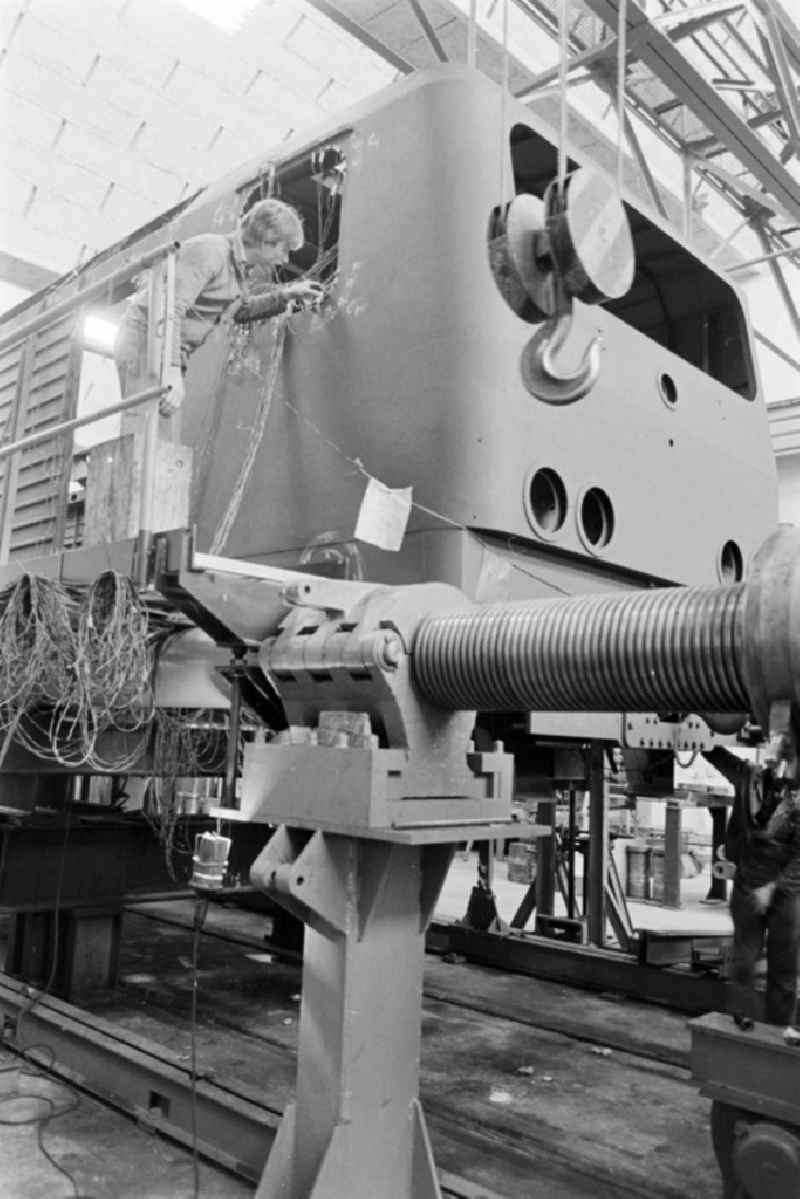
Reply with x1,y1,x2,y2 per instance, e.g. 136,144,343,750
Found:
251,829,452,1199
207,578,520,1199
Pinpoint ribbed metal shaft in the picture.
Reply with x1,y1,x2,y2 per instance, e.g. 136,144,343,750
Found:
413,585,749,714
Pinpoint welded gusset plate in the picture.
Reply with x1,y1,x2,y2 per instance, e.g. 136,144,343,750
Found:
690,1011,800,1127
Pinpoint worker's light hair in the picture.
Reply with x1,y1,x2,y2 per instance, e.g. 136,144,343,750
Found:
241,198,304,252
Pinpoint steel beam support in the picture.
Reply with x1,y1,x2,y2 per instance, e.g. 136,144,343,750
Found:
707,805,729,901
251,831,452,1199
587,743,608,947
683,151,694,242
663,798,683,910
406,0,448,62
427,921,728,1013
534,799,557,917
755,327,800,375
754,218,800,347
653,2,745,43
0,973,279,1181
579,0,800,223
303,1,414,73
758,5,800,161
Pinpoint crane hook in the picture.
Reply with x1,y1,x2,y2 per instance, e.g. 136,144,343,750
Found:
520,308,602,406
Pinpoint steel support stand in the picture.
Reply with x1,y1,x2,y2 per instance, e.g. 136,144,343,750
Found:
535,799,557,918
587,743,608,946
567,787,577,919
706,804,729,902
252,829,453,1199
664,798,683,909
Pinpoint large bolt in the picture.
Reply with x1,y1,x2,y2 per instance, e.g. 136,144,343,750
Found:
412,527,800,737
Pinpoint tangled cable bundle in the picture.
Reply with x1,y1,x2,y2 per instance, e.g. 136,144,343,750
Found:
147,707,228,873
0,575,80,765
80,571,155,730
0,570,160,769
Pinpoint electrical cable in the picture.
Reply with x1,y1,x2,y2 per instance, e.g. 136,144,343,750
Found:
617,0,628,197
557,0,569,200
189,898,207,1199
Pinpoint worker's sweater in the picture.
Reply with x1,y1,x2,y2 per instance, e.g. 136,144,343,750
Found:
705,746,800,894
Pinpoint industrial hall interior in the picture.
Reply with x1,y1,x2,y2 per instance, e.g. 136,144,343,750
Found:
4,0,800,1196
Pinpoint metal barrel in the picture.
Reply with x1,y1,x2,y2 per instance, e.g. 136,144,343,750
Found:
412,584,749,714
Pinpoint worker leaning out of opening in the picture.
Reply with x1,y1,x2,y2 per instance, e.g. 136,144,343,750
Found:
703,746,800,1030
113,197,323,416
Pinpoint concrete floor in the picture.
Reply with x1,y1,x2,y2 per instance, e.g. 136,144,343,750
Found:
0,850,731,1199
0,1047,251,1199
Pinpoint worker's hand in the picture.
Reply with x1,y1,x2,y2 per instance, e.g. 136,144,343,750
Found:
160,367,185,417
751,881,776,913
282,280,325,310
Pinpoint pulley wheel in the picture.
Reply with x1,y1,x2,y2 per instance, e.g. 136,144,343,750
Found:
505,193,557,317
546,168,635,304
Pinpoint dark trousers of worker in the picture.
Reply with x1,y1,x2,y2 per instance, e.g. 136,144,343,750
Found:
728,886,800,1026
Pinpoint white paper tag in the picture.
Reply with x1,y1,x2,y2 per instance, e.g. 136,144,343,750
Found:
354,476,412,552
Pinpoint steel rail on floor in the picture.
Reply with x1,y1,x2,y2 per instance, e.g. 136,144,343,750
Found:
0,973,508,1199
427,921,728,1015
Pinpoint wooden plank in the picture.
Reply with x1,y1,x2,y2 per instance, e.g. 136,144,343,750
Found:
25,401,71,431
13,474,70,508
0,338,34,564
9,532,56,556
84,434,192,546
18,443,74,472
11,493,62,526
26,359,70,391
35,318,76,352
31,339,71,371
0,365,20,392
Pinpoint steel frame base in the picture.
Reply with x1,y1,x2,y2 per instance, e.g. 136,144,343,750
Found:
251,829,453,1199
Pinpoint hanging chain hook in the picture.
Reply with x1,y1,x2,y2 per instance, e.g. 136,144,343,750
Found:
520,305,603,406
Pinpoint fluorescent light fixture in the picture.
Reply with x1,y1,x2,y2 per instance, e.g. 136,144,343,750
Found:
82,314,119,353
174,0,260,34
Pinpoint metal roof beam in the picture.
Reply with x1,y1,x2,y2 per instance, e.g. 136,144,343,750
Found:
757,4,800,162
652,1,745,43
0,252,58,294
406,0,449,61
579,0,800,223
753,216,800,347
301,1,415,73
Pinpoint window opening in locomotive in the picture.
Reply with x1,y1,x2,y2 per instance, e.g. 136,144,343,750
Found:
239,140,345,287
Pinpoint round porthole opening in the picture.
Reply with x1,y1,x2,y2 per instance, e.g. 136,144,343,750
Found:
526,468,567,537
659,372,678,407
579,487,614,550
718,540,744,583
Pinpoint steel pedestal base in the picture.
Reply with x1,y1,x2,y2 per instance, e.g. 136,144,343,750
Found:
251,828,453,1199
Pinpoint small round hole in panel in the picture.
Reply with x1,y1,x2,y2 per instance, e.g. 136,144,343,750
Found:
718,540,744,583
525,468,568,538
659,372,678,408
579,487,614,551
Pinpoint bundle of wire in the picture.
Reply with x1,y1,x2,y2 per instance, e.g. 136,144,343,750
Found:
0,574,80,766
147,707,229,875
0,570,160,770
